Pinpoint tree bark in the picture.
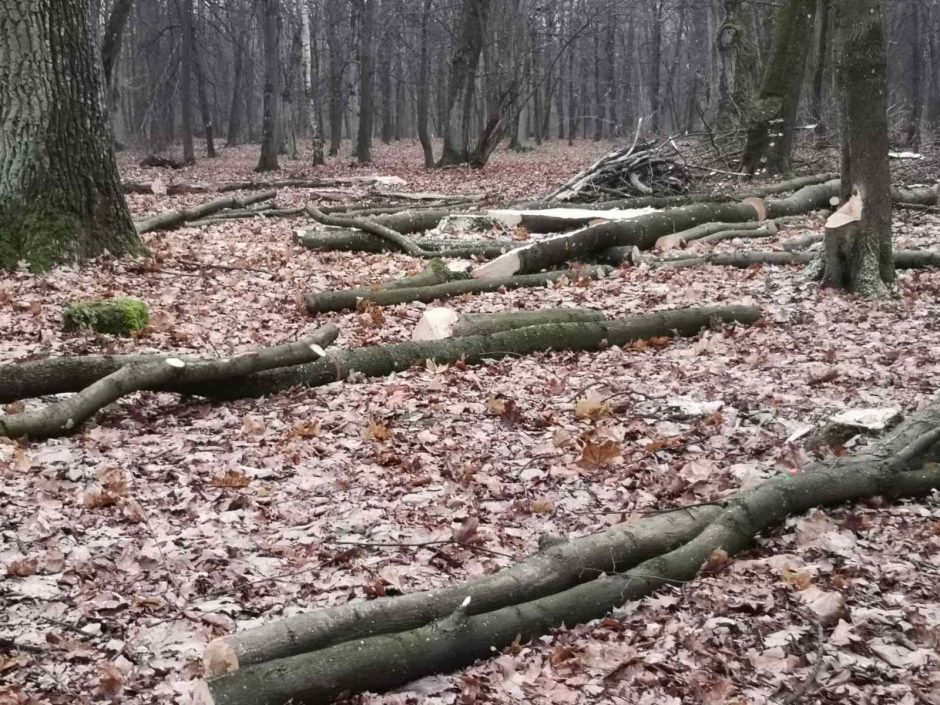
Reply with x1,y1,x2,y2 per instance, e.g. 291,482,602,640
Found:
197,399,940,705
740,0,817,174
178,0,196,165
353,0,376,164
437,0,492,166
715,0,759,133
193,0,217,158
101,0,135,127
821,0,893,295
300,0,325,165
256,0,281,172
0,0,141,271
135,192,276,234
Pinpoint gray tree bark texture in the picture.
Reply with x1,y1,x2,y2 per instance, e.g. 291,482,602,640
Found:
739,0,817,175
0,307,760,405
197,399,940,705
823,0,894,295
255,0,281,172
0,0,141,271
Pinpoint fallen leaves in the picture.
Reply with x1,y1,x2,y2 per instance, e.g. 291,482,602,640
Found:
579,438,621,468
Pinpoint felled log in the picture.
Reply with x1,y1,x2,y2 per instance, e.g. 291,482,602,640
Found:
599,248,940,271
304,266,612,314
411,307,607,341
294,228,515,258
214,176,407,192
473,180,841,279
197,399,940,705
0,326,338,440
695,222,779,245
122,181,211,195
891,183,939,206
655,221,762,250
134,192,277,234
305,206,431,257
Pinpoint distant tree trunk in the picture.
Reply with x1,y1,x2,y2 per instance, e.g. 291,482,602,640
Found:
566,36,577,146
256,0,281,172
740,0,816,174
178,0,196,165
193,0,216,157
810,0,831,141
416,0,436,167
0,0,140,271
101,0,134,135
301,0,325,165
605,18,618,136
354,0,376,164
928,3,940,129
437,0,492,166
281,28,301,160
715,0,757,132
646,0,664,134
379,0,394,145
592,30,604,141
325,0,344,155
902,0,923,148
820,0,893,296
226,15,247,148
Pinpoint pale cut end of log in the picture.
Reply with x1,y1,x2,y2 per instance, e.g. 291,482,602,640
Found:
829,196,841,207
826,191,863,230
655,233,683,251
165,358,186,369
412,307,461,341
309,344,326,357
471,250,522,280
742,197,768,222
203,636,240,678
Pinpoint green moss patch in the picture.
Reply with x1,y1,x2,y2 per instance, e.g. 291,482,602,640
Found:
63,298,150,335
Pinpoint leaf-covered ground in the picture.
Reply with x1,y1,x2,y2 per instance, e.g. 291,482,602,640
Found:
2,141,939,705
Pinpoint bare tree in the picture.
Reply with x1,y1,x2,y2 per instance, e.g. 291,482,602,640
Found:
256,0,282,171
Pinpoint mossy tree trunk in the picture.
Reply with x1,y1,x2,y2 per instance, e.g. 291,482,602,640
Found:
739,0,816,175
715,0,760,133
822,0,894,296
0,0,140,271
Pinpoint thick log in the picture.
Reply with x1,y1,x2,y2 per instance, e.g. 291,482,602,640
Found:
411,307,608,341
0,326,338,440
0,308,757,405
473,180,841,279
696,223,779,245
599,248,940,271
304,266,612,314
655,221,762,250
134,192,277,234
122,181,211,195
294,228,515,258
197,399,940,705
891,183,939,206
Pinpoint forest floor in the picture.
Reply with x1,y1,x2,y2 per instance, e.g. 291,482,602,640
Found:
2,139,940,705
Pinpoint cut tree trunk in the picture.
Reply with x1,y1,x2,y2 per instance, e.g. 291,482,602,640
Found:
0,326,339,440
135,192,277,234
0,1,141,271
197,399,940,705
473,180,841,279
304,266,612,314
411,308,608,341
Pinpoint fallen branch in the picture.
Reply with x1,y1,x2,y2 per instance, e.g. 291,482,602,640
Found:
122,181,211,195
695,223,779,245
473,180,841,279
305,206,431,257
655,221,762,251
294,228,515,258
197,398,940,705
599,248,940,271
0,324,338,418
135,192,277,234
304,266,612,314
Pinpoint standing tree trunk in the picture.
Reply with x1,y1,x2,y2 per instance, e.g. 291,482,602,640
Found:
101,0,134,143
740,0,817,175
226,7,248,148
354,0,376,164
256,0,281,172
809,0,831,142
437,0,492,166
0,0,141,271
193,0,216,158
301,0,325,165
714,0,758,133
902,0,923,149
178,0,196,165
820,0,894,296
646,0,664,134
415,0,436,167
325,0,344,156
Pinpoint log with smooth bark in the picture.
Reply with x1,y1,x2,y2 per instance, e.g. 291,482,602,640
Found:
655,221,762,250
412,308,608,341
0,326,338,440
599,249,940,271
473,180,842,279
304,266,612,314
305,206,430,256
294,228,515,258
696,223,779,245
134,192,277,234
198,399,940,705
